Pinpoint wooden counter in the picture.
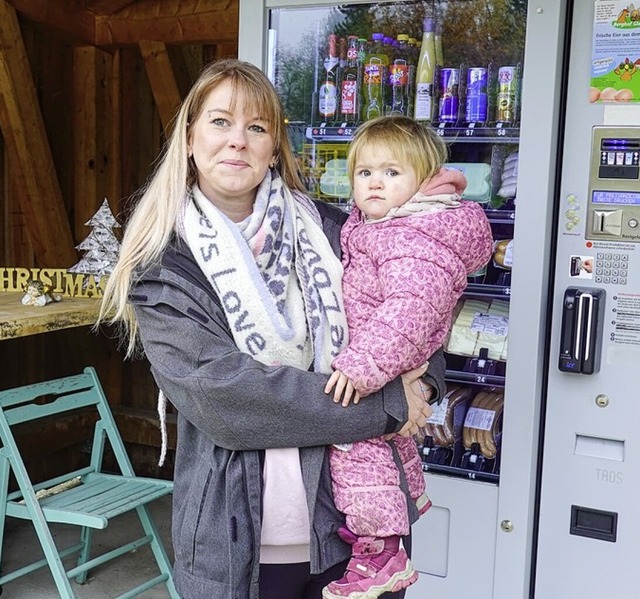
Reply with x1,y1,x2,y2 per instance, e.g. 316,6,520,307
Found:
0,292,102,340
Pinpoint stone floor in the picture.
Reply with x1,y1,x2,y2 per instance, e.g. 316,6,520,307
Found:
0,494,174,598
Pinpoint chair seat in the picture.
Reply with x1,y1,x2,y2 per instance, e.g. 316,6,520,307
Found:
7,473,173,529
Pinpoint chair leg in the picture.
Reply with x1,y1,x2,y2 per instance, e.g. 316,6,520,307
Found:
29,515,76,598
0,456,9,566
74,526,93,584
135,505,180,599
0,456,75,597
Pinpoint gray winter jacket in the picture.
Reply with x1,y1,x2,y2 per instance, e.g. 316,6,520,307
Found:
129,201,446,599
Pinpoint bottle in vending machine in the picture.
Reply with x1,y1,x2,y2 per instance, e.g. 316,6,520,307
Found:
339,35,361,127
438,67,459,123
318,34,339,123
361,33,389,122
434,17,444,68
414,17,437,123
383,36,395,114
464,67,488,123
496,66,517,124
335,36,348,123
405,36,417,117
388,34,411,116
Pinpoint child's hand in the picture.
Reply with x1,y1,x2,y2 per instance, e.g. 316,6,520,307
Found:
325,370,361,407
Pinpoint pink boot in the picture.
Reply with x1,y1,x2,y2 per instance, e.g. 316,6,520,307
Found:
322,534,418,599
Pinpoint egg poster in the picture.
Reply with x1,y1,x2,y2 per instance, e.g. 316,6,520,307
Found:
590,1,640,103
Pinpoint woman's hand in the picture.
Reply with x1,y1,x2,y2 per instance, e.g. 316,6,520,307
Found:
397,363,434,437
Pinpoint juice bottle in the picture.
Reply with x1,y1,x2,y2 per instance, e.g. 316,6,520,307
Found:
339,35,361,127
361,33,389,122
414,17,436,123
335,37,347,124
389,34,411,116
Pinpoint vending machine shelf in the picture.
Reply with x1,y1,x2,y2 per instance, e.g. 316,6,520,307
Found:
421,461,500,484
465,282,511,299
433,123,520,144
444,369,506,387
304,124,520,144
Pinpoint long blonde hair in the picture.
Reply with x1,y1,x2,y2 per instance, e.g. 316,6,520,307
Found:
346,115,448,186
98,59,305,356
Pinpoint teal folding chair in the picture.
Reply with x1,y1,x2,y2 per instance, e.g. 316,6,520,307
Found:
0,367,179,598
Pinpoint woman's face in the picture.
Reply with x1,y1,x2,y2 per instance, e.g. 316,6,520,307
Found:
188,80,276,218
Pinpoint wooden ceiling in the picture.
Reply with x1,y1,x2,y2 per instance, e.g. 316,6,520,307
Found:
6,0,239,46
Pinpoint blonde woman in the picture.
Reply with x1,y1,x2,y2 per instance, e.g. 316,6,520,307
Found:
100,59,443,599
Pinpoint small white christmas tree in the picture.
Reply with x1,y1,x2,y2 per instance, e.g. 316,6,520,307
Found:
68,198,121,280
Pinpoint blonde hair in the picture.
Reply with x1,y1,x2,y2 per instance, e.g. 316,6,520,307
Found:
98,59,305,356
346,115,449,187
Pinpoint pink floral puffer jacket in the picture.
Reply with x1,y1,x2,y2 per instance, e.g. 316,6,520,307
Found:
332,200,493,395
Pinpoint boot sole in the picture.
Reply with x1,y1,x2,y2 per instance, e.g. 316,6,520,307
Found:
322,561,418,599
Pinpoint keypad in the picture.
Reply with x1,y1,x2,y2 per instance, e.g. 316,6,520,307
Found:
594,252,629,285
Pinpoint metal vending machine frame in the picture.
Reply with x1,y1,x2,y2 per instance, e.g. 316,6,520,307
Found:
535,2,640,597
239,1,571,597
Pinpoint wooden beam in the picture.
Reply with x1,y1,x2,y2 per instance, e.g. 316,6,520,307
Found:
73,47,98,240
95,1,238,45
85,0,136,15
6,154,35,264
73,46,116,239
6,0,95,45
138,40,182,136
0,1,76,266
108,50,123,209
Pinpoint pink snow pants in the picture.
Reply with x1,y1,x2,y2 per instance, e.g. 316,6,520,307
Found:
329,434,426,537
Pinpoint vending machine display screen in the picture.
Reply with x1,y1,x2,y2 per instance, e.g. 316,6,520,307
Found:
598,137,640,180
592,191,640,205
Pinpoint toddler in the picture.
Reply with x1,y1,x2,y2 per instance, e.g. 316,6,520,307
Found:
323,116,493,599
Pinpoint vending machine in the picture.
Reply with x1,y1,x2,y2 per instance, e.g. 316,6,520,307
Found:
239,1,640,597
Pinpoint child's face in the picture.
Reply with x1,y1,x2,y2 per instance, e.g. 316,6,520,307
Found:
352,144,419,220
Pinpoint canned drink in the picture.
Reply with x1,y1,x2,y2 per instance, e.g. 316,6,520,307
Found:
438,68,459,122
496,66,517,123
465,67,488,123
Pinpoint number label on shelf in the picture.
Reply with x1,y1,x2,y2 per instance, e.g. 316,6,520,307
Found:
476,375,487,384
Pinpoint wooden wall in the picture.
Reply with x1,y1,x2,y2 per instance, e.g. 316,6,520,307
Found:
0,0,238,479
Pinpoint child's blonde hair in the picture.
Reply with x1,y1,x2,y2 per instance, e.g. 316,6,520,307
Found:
347,115,449,186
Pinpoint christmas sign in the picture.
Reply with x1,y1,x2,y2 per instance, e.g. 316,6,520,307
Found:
1,199,121,299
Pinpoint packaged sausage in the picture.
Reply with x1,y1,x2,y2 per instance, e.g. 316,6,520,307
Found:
423,385,473,447
462,387,505,459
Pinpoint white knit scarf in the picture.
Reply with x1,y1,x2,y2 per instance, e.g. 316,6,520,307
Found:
184,171,347,371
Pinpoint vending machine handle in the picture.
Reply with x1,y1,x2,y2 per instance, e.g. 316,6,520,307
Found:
558,287,605,374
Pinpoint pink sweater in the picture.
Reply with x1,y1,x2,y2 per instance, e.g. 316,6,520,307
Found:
332,198,493,395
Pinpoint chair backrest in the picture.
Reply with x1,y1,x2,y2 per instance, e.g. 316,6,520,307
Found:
0,369,102,426
0,367,135,492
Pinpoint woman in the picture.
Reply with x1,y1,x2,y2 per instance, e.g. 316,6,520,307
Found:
99,58,443,599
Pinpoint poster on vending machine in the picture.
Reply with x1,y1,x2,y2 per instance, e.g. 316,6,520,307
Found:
590,0,640,102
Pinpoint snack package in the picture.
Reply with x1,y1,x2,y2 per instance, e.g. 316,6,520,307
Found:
462,387,505,459
493,239,513,270
423,385,473,448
